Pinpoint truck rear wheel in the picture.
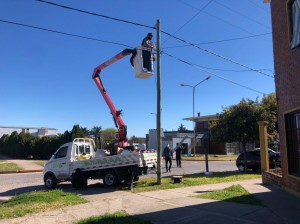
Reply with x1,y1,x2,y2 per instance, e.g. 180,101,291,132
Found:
103,170,118,187
44,173,57,189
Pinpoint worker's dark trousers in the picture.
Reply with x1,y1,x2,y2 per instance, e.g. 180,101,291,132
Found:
142,50,152,71
165,157,172,172
176,156,181,167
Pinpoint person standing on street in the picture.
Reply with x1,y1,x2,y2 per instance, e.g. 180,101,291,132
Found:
163,144,173,172
176,144,183,168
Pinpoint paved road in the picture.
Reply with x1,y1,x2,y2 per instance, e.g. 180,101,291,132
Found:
0,160,237,201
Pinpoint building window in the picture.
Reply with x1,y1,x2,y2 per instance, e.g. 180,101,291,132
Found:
285,110,300,177
288,0,300,48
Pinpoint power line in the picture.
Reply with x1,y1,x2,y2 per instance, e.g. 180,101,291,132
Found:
214,0,271,30
163,32,271,48
162,0,214,45
1,18,274,76
163,51,266,95
36,0,155,30
1,18,267,95
0,19,132,48
36,0,274,79
161,30,274,78
179,1,270,43
247,0,270,14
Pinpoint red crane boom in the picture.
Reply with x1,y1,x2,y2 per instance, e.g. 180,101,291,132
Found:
92,49,133,150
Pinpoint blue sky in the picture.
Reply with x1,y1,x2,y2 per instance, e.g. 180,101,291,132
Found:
0,0,274,138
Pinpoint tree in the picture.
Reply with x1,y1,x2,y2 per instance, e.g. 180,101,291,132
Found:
101,128,118,149
210,98,262,171
260,93,279,143
90,126,102,149
178,123,187,131
71,124,89,139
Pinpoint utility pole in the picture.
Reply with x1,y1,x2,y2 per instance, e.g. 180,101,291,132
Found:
156,19,162,184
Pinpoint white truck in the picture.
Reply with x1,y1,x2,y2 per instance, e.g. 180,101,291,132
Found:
43,138,157,189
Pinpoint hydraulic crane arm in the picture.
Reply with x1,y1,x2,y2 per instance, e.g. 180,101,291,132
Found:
92,49,133,148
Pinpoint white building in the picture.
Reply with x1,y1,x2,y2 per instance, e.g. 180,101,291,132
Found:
147,129,193,156
0,126,58,138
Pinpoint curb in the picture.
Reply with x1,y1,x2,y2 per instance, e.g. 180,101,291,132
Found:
0,169,43,174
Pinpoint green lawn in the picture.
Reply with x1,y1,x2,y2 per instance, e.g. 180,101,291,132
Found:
197,184,263,206
0,163,23,172
118,171,261,193
76,211,152,224
0,190,88,220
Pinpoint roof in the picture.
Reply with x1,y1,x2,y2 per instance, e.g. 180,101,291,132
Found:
0,126,58,130
183,114,219,122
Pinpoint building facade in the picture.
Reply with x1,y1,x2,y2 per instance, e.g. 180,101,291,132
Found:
266,0,300,194
0,126,58,138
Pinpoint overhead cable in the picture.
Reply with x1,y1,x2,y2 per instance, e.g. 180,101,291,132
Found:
161,30,274,78
1,18,273,75
162,0,214,45
36,0,274,79
163,32,271,48
0,19,132,48
36,0,155,29
214,0,271,30
1,18,267,94
163,51,266,95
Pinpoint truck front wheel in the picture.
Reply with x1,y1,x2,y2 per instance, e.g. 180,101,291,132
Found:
44,173,57,189
103,170,118,187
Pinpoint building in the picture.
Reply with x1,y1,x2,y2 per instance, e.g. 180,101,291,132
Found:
147,114,238,155
0,126,58,138
264,0,300,194
147,129,193,155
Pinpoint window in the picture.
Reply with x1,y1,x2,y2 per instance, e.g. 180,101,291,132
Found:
285,110,300,177
54,146,68,159
288,0,300,48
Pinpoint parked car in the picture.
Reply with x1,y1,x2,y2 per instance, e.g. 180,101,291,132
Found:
236,148,281,172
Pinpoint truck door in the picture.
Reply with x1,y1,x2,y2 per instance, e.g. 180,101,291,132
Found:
51,146,70,179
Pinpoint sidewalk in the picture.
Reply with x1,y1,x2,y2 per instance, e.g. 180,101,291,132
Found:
0,154,43,173
1,178,300,224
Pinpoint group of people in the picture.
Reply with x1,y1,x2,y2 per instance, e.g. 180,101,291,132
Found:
163,144,184,172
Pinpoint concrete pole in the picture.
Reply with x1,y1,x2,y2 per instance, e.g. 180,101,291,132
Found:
156,19,162,184
258,121,269,171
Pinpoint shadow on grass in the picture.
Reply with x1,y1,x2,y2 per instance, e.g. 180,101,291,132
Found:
75,211,152,224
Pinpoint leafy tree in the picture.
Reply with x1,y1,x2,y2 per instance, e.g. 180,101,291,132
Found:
260,93,278,142
210,98,262,171
90,126,102,149
71,124,89,139
101,128,117,149
178,123,187,131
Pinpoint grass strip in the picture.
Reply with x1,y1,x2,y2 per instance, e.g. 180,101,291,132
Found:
117,171,261,193
75,211,152,224
0,162,23,172
0,189,88,220
181,155,238,161
197,184,263,206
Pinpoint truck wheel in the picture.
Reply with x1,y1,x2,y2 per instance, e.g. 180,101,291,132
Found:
44,173,57,189
103,170,118,187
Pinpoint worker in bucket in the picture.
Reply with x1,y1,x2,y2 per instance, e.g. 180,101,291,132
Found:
141,32,155,72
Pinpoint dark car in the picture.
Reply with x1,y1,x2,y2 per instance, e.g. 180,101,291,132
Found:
236,148,280,172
